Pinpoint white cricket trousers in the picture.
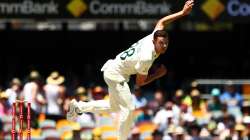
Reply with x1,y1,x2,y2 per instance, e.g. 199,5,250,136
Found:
77,75,135,140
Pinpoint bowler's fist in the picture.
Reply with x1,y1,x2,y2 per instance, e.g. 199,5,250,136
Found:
182,0,194,16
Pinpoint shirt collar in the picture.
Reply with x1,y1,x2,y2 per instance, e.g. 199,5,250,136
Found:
152,46,159,59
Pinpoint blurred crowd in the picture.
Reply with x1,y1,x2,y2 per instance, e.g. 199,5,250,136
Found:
0,70,250,140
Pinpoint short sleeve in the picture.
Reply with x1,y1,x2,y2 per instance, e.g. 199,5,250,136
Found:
135,60,152,75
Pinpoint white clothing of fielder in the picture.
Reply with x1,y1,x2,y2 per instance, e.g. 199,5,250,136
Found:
76,30,158,140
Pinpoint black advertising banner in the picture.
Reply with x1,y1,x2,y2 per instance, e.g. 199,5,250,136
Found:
0,0,249,22
64,0,176,19
192,0,250,22
0,0,176,19
0,0,61,19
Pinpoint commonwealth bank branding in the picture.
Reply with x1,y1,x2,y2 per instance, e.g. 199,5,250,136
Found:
67,0,87,17
201,0,225,20
227,0,250,16
201,0,250,21
0,0,249,22
66,0,172,17
0,0,59,15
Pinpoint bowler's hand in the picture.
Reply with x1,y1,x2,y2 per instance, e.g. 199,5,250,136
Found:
182,0,194,16
155,64,167,78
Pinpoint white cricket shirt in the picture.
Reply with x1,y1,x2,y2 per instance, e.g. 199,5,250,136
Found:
101,31,158,82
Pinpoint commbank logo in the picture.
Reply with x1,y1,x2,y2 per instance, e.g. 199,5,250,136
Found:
67,0,87,17
201,0,225,20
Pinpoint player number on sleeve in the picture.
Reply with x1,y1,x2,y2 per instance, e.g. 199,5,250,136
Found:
120,47,135,60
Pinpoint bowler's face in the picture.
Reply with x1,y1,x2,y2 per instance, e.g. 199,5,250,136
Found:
154,37,168,54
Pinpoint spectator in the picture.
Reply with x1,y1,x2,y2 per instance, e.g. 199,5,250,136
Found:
0,91,11,117
190,89,209,125
44,71,66,119
188,124,201,140
179,104,194,126
199,127,212,140
132,86,147,109
223,121,238,140
152,130,164,140
172,89,185,107
208,88,223,119
23,70,46,113
0,91,11,139
130,127,140,140
234,123,245,140
135,105,153,123
220,84,243,106
242,124,250,140
148,89,165,115
75,86,89,102
6,78,22,105
173,126,190,140
182,90,192,107
153,101,179,132
219,84,243,118
91,85,107,100
163,124,175,140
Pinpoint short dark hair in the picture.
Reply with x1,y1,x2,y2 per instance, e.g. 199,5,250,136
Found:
153,30,168,40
